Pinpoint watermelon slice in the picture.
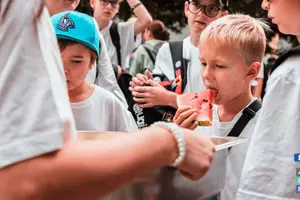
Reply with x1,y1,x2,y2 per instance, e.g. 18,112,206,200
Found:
177,89,214,126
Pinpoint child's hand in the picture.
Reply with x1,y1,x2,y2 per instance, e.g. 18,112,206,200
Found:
132,79,169,108
174,107,199,130
129,70,153,91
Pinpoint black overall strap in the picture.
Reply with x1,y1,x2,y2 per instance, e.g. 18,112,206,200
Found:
227,99,262,137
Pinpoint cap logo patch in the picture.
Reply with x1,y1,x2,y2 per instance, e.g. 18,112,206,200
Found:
57,13,75,32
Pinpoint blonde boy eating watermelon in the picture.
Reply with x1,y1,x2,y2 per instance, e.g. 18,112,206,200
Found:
174,14,268,200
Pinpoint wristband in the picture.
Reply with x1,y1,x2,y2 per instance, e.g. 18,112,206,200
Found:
131,1,142,11
151,122,186,167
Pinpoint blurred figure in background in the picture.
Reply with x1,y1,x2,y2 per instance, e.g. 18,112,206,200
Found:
90,0,153,68
129,20,170,77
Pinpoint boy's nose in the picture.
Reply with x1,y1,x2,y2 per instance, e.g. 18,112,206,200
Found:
261,0,270,10
106,3,114,9
201,67,212,80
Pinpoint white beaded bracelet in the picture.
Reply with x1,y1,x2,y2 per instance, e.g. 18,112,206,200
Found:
151,122,186,168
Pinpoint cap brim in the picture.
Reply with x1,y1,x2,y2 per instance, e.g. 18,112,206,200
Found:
57,34,99,57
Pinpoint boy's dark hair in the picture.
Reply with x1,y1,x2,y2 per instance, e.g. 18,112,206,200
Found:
147,20,170,41
58,39,97,65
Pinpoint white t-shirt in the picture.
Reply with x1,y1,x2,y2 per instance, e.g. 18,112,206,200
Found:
153,36,206,93
236,55,300,200
194,98,260,200
0,3,76,168
86,32,128,107
101,20,137,67
71,86,137,132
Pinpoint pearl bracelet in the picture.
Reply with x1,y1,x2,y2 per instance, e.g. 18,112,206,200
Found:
151,122,186,167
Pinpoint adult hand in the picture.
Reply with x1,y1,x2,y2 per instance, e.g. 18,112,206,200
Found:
178,129,215,180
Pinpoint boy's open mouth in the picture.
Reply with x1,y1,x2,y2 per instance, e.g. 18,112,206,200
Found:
207,86,218,95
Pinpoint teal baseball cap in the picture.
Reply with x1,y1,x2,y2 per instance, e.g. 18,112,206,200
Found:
52,11,100,57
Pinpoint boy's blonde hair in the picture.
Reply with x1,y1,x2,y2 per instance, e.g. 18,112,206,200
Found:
200,14,269,65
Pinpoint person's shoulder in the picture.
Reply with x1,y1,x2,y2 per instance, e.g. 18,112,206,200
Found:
94,85,115,99
157,42,170,54
133,45,148,55
183,36,192,46
270,54,300,85
118,19,136,30
94,86,125,106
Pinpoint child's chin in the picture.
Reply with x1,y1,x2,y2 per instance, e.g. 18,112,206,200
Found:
213,99,221,105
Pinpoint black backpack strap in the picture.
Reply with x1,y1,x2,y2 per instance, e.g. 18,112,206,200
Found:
169,41,188,94
227,99,262,138
110,22,122,66
271,45,300,74
143,45,156,64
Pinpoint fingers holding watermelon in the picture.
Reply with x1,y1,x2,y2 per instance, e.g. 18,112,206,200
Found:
177,89,214,126
174,107,199,130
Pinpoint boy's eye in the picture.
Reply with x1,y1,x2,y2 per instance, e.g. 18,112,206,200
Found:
201,62,207,66
72,60,82,64
216,65,225,68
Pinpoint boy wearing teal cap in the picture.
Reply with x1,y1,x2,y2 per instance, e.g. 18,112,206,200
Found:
52,11,137,132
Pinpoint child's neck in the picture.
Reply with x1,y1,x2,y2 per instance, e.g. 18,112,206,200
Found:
190,31,202,47
68,81,95,103
218,91,254,122
97,18,110,30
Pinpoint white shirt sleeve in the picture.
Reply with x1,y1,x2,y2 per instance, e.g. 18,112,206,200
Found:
236,56,300,200
0,3,76,168
94,32,128,107
118,20,137,67
152,42,175,82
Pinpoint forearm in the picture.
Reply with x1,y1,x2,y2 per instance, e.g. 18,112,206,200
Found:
165,90,178,109
0,127,177,200
127,0,152,35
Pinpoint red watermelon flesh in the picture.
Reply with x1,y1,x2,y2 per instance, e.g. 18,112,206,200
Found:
177,89,214,126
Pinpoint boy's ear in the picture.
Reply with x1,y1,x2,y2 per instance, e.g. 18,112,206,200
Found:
184,1,189,18
90,0,96,9
247,62,261,80
89,61,96,70
221,10,229,17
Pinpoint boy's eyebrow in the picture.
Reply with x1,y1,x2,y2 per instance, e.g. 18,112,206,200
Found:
70,55,84,59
